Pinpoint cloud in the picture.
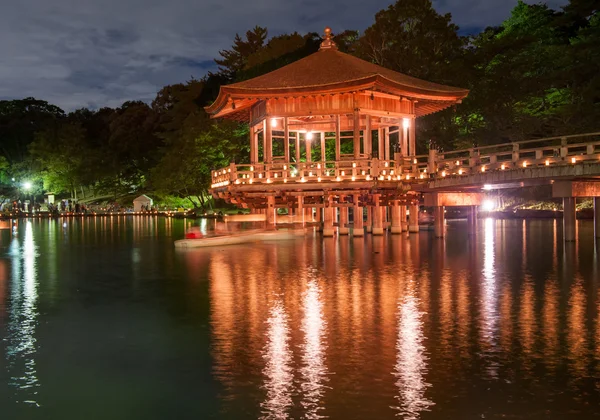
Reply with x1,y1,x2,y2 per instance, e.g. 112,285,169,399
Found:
0,0,568,111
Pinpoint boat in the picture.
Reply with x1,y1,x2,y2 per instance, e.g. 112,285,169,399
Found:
174,229,296,249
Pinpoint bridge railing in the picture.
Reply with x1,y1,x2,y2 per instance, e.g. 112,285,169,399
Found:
211,132,600,188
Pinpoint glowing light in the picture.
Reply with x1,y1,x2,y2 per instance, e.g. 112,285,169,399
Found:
317,177,321,182
250,166,254,171
387,175,391,180
413,159,417,164
402,118,410,129
483,184,492,190
419,174,424,179
390,170,395,175
258,173,263,178
481,166,486,172
23,181,32,190
385,162,389,167
406,174,410,180
352,176,356,181
522,161,528,168
336,176,341,182
455,160,460,166
482,200,495,212
458,169,463,175
283,164,287,170
441,171,446,177
361,170,366,175
270,118,277,128
306,132,313,140
341,171,345,176
571,157,576,164
352,162,356,168
501,164,506,170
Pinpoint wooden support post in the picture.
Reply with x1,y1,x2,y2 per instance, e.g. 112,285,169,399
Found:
401,124,408,156
266,196,276,225
295,131,301,165
305,207,313,222
353,194,364,237
323,199,335,237
381,205,388,230
365,115,372,157
384,127,390,161
377,128,384,160
306,132,312,162
468,205,478,235
563,197,576,242
595,197,600,238
298,196,304,225
409,204,419,233
265,118,272,163
366,206,373,233
315,204,323,231
249,122,256,164
320,132,325,162
434,206,444,238
409,117,416,156
262,120,267,163
284,117,289,163
373,194,383,235
391,201,402,234
335,115,341,162
400,205,408,232
353,109,361,159
339,207,349,235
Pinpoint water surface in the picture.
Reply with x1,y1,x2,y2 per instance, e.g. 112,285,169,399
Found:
1,217,599,419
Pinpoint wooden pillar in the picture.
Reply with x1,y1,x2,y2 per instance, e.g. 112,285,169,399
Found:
353,194,364,237
320,132,326,162
391,201,402,234
400,123,407,156
264,119,273,163
266,196,276,225
409,116,416,157
468,205,478,235
295,131,301,165
595,197,600,238
384,127,390,161
305,207,313,222
381,205,388,230
409,204,419,233
323,199,335,237
400,205,408,232
433,205,444,238
316,204,323,231
563,197,576,242
339,207,349,235
249,122,256,164
284,117,290,163
298,196,304,225
365,115,372,157
366,206,373,233
262,120,267,163
377,128,384,160
353,110,361,159
335,114,341,162
373,195,383,235
306,133,312,162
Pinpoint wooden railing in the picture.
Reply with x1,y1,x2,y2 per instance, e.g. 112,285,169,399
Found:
211,132,600,189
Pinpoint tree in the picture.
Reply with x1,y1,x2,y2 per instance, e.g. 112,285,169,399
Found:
215,26,268,80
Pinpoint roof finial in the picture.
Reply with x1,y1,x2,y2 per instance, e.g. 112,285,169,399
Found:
319,26,337,50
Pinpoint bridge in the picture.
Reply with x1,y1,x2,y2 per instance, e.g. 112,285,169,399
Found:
211,132,600,242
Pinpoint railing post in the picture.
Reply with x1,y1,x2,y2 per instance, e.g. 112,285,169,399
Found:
469,148,475,167
229,163,236,182
512,143,519,162
372,158,379,179
428,147,437,175
560,137,568,159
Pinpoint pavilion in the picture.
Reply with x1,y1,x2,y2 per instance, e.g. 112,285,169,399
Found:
208,27,468,236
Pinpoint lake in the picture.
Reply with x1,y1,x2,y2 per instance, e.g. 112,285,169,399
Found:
1,217,599,419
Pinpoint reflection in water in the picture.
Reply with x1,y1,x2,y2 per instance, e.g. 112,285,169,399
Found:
392,281,434,419
480,218,498,378
299,279,328,419
6,221,40,406
567,277,587,379
261,299,294,420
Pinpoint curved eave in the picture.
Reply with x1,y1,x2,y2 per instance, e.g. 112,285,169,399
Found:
206,74,468,120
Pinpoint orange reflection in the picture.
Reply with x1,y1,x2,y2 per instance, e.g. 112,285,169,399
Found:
567,277,588,379
392,281,434,418
542,278,559,372
480,218,498,378
519,277,536,372
261,299,293,419
299,279,328,419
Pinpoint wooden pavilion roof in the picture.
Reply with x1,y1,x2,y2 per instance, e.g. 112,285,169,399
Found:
206,28,469,121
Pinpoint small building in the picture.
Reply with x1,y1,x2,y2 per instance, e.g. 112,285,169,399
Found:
133,194,153,212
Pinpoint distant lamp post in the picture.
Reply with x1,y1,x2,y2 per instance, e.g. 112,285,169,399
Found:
23,181,33,212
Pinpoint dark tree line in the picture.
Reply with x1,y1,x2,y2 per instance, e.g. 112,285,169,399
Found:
0,0,598,207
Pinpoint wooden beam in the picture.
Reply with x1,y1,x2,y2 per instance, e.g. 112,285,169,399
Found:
283,117,290,163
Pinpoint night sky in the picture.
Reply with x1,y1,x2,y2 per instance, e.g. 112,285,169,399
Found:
0,0,567,111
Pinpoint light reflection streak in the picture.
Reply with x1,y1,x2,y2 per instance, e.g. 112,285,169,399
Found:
6,221,40,406
261,299,294,420
567,277,587,378
392,281,434,419
480,218,499,378
300,280,328,419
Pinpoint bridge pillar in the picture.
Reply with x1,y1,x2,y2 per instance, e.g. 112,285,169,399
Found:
400,205,408,232
366,206,373,233
373,195,384,235
408,204,419,233
595,198,600,239
305,207,313,223
339,207,349,235
315,206,322,231
563,197,576,242
434,206,445,238
297,196,304,225
381,205,388,231
323,204,335,237
266,196,276,225
391,201,402,234
353,195,364,237
468,205,478,235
